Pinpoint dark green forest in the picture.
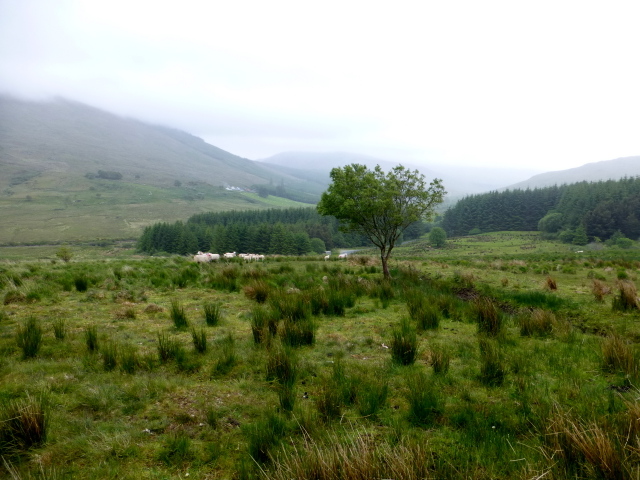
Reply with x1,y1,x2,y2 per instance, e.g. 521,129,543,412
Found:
441,176,640,244
137,207,429,255
138,177,640,255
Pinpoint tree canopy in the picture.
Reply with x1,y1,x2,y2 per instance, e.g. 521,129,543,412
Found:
317,164,445,279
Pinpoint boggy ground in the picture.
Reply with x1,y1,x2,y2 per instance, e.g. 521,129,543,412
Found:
1,233,640,479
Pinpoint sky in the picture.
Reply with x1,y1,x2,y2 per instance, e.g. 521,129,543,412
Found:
1,0,639,172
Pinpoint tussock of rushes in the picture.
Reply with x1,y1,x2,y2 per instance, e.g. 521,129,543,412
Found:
478,338,506,386
0,394,49,456
519,308,556,337
405,289,439,330
191,327,207,353
52,318,66,340
405,371,445,427
170,300,189,329
264,431,432,480
16,316,43,359
203,301,223,326
429,345,451,375
592,279,611,302
266,343,297,387
544,408,625,480
85,325,99,353
545,276,558,290
612,280,639,311
390,319,418,366
601,333,637,376
243,280,270,303
473,297,503,337
157,333,183,363
120,345,139,374
212,333,236,376
101,341,118,371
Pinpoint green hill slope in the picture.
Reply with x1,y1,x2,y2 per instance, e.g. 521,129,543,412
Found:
0,96,318,244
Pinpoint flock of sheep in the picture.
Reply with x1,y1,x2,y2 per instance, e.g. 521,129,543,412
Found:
193,251,265,263
194,251,349,263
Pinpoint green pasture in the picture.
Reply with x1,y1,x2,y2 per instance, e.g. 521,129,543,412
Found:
0,176,309,245
0,233,639,478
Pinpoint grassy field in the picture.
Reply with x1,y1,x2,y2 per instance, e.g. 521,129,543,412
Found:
1,232,639,479
0,176,310,245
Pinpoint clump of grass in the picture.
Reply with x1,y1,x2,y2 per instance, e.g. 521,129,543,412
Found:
4,290,26,305
473,297,503,337
16,316,43,359
478,338,506,386
169,300,189,329
277,384,296,413
269,290,310,322
390,319,419,366
243,411,288,464
157,432,194,466
266,343,298,387
592,279,611,302
544,408,625,480
115,306,136,320
280,318,315,347
429,344,451,375
0,394,49,456
203,301,223,326
405,371,444,427
519,308,556,337
85,325,99,353
191,326,207,354
243,280,271,303
52,318,67,340
323,288,355,316
405,289,440,330
612,280,639,311
120,345,140,374
356,370,389,418
264,431,431,480
251,305,277,345
212,333,237,376
371,279,394,308
601,333,637,376
101,341,118,371
157,333,183,363
74,274,89,292
315,378,343,423
545,276,558,290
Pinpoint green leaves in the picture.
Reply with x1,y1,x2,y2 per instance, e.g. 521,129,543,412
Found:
317,163,445,278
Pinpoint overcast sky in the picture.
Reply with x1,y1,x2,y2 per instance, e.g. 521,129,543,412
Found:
1,1,639,171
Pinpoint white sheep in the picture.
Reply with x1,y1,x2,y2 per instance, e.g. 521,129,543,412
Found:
194,253,211,263
338,253,348,259
324,255,330,261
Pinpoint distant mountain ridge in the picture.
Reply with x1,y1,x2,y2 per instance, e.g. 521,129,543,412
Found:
260,151,544,198
504,157,640,190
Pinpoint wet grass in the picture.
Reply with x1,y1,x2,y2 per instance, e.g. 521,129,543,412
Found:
0,234,639,478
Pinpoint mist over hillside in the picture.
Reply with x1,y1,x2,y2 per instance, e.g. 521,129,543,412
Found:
1,94,637,244
504,156,640,190
260,151,543,198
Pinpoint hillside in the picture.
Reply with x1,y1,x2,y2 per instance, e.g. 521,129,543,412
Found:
0,96,320,244
504,156,640,190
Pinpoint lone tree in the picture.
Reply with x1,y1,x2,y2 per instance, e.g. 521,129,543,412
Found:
317,164,445,279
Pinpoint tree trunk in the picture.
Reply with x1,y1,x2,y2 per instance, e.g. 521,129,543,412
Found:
380,247,391,279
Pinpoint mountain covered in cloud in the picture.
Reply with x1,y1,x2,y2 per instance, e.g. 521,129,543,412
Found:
504,157,640,190
259,152,543,199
